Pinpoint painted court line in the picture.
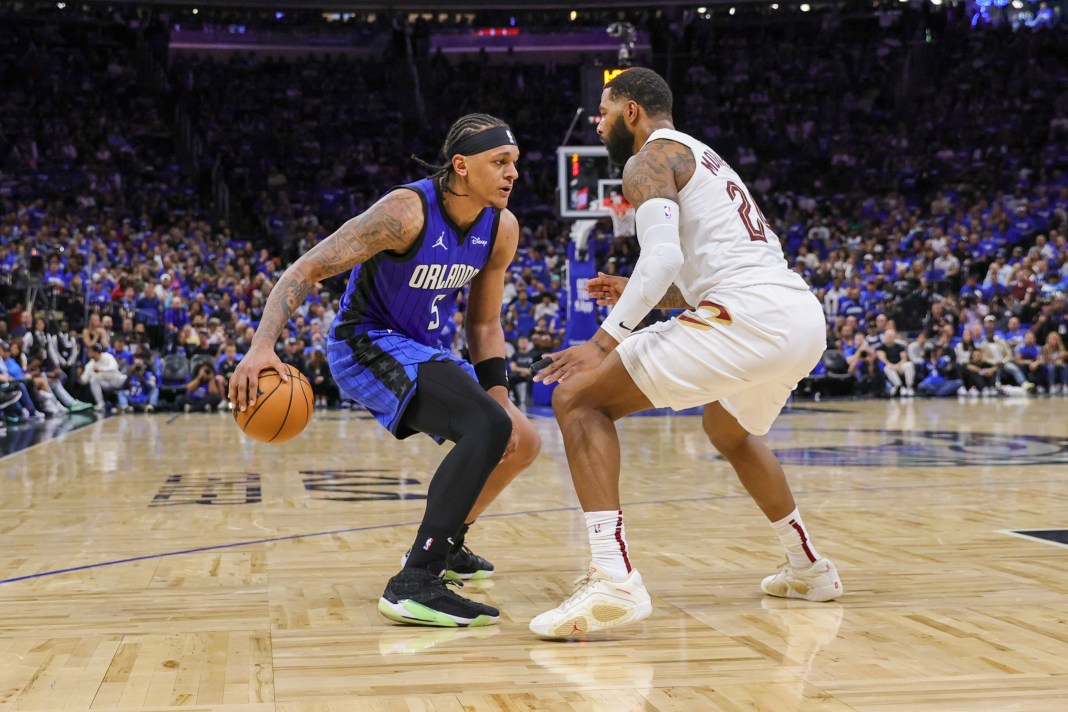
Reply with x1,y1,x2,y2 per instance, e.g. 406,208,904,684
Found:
3,478,1066,586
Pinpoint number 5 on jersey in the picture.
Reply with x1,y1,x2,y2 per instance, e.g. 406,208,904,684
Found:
428,293,447,330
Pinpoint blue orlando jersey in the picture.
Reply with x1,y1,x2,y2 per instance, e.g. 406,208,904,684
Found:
330,178,499,347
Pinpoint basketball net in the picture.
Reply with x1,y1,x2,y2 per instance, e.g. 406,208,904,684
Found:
605,197,636,238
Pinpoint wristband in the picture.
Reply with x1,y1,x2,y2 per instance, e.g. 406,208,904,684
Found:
474,357,509,390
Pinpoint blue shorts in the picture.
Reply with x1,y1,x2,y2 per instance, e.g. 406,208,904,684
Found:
327,329,477,439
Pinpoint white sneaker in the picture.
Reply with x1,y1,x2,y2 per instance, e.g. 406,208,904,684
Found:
529,564,652,638
761,558,843,602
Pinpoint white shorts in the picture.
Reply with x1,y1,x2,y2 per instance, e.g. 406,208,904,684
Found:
616,285,826,435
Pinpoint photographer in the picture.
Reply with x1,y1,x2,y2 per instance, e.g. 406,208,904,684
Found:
117,358,159,413
306,348,337,409
176,362,223,413
847,333,888,397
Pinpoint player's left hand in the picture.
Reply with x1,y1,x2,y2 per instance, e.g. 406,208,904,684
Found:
585,272,628,306
533,342,606,386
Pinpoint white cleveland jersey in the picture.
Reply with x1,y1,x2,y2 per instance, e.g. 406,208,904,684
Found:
643,128,808,303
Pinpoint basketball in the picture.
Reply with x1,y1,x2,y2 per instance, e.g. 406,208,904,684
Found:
233,364,314,443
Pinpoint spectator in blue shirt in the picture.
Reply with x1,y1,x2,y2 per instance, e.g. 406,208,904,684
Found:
43,256,68,288
87,277,111,308
837,285,865,321
164,296,191,342
135,285,162,326
111,337,134,367
1014,332,1045,391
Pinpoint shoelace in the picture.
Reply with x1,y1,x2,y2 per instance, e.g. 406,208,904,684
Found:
430,570,464,592
449,542,479,562
560,572,597,608
773,560,797,579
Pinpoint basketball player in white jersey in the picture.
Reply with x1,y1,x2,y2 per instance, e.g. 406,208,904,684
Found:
529,67,842,638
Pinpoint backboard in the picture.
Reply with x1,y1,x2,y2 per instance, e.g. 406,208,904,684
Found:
557,145,624,219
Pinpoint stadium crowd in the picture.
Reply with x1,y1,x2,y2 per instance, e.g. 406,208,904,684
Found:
1,3,1066,420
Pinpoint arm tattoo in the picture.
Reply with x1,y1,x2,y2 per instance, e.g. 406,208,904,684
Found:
622,139,695,208
253,192,421,347
303,191,422,274
255,278,312,345
657,284,692,310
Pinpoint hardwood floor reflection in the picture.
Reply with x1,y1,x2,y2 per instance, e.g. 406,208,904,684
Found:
1,398,1066,710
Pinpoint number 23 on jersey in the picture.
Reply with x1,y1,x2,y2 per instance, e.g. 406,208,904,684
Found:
726,180,773,243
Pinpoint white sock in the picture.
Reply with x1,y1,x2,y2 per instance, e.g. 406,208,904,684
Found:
585,510,632,580
770,508,822,569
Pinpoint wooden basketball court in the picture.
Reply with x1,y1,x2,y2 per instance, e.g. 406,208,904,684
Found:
1,398,1067,711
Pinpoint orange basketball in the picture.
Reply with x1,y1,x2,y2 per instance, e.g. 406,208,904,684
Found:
233,364,314,443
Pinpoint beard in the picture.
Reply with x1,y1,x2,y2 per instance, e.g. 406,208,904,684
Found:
603,115,636,166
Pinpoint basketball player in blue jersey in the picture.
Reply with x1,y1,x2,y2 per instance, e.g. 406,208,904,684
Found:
230,114,540,627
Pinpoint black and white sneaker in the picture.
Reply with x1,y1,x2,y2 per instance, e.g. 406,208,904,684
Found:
378,567,499,627
445,542,494,581
400,535,495,582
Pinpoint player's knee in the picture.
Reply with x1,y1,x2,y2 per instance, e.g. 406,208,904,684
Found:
478,399,513,453
510,417,541,467
703,417,747,457
708,431,748,460
550,381,582,420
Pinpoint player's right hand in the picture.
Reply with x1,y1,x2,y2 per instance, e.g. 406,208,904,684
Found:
228,344,288,413
585,272,629,306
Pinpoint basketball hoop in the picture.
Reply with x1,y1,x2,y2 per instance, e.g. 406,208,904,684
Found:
607,200,636,238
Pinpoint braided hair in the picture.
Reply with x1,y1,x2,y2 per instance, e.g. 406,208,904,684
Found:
412,113,511,197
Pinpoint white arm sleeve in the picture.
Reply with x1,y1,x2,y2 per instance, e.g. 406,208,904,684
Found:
601,198,684,344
